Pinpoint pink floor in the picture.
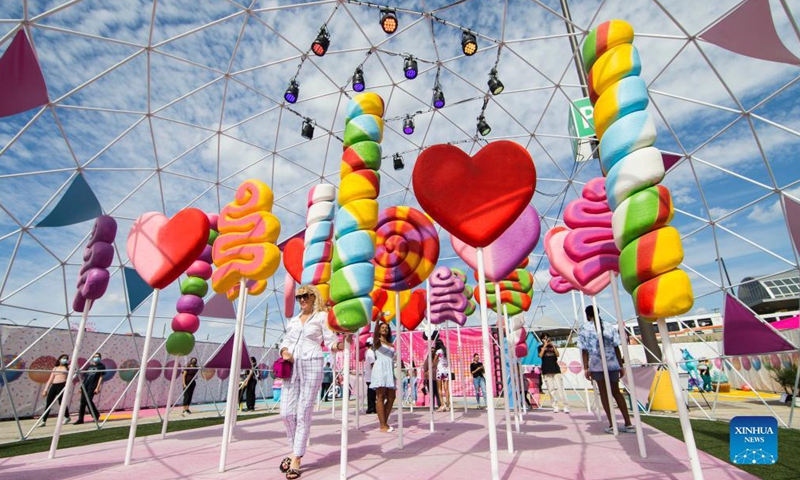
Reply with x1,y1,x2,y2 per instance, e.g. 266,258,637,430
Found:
1,409,755,480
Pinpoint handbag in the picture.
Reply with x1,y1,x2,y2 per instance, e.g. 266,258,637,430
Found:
450,372,455,381
272,358,293,379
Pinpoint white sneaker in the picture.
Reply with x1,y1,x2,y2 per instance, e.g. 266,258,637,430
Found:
553,407,559,413
563,407,570,414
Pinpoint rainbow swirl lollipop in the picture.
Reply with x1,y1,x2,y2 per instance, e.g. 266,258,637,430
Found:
373,206,439,292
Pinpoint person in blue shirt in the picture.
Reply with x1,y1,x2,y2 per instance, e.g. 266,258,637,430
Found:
577,306,633,434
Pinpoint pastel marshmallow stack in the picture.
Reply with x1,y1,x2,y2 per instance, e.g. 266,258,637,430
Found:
167,212,218,356
302,184,336,303
429,266,468,326
585,19,693,319
212,179,282,300
328,93,385,333
452,268,477,317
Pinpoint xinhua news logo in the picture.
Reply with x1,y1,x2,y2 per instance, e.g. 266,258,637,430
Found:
730,416,778,465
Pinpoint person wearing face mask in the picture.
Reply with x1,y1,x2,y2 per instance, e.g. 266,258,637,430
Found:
182,357,199,415
40,354,71,426
74,352,105,425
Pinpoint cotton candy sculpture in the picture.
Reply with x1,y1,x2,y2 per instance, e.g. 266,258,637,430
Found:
212,179,281,300
584,20,693,318
452,268,477,316
73,215,117,312
327,93,385,333
302,184,335,303
429,266,468,326
473,264,534,316
167,213,218,356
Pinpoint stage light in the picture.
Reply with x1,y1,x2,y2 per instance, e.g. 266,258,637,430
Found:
380,9,398,34
311,27,330,57
404,56,418,80
352,67,365,92
477,115,491,136
301,118,315,140
284,80,299,104
488,68,504,95
432,84,445,109
403,116,414,135
393,153,404,170
461,30,478,56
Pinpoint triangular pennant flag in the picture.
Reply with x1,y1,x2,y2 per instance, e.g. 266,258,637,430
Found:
723,293,794,355
784,193,800,255
278,229,305,251
36,174,102,227
123,266,154,312
662,152,683,172
204,332,251,370
699,0,800,66
202,292,237,319
0,30,48,118
627,365,658,409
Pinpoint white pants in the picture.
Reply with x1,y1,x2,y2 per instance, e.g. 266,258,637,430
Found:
281,358,323,457
542,373,567,409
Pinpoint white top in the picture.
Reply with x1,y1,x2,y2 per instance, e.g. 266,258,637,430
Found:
279,311,339,360
364,348,375,383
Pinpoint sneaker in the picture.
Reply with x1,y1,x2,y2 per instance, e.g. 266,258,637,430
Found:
621,425,636,433
39,423,46,428
73,421,84,425
63,417,71,425
553,407,559,413
604,426,614,434
563,407,570,414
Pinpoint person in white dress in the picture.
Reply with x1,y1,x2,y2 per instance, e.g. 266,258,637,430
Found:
434,339,451,411
369,322,397,432
278,285,348,479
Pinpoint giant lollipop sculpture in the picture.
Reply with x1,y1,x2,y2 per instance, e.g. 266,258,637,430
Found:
212,179,281,472
585,19,694,470
452,268,477,317
330,92,384,480
50,215,116,459
373,206,439,449
413,141,536,480
124,208,209,465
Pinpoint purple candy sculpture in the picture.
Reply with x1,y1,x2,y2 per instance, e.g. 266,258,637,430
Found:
429,266,468,326
73,215,117,312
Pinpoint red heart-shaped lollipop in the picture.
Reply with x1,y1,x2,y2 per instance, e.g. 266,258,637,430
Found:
400,289,427,331
283,237,305,284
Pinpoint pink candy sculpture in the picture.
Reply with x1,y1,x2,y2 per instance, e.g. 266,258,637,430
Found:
429,266,468,326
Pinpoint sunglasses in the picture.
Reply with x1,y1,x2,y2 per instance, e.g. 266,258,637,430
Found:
295,293,311,301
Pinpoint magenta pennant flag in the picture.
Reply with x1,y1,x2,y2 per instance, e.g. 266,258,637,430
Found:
0,30,49,117
723,293,794,355
661,152,682,172
202,292,237,319
699,0,800,66
204,333,251,370
785,194,800,256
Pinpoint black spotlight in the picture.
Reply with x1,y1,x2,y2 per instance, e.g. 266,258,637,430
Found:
301,118,314,140
477,115,491,136
311,27,330,57
404,56,418,80
393,153,404,170
284,80,299,104
403,116,414,135
380,8,398,34
352,67,365,92
432,84,445,109
461,30,478,56
488,68,504,95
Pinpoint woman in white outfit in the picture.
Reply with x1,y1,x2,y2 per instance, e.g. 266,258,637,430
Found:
279,285,347,479
433,339,451,411
538,333,569,413
369,322,397,432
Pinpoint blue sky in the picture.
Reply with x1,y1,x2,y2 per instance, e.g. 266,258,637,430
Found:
0,0,799,352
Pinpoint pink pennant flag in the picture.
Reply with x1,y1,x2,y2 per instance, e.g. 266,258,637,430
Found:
723,293,794,355
0,30,49,117
785,193,800,256
700,0,800,66
661,152,682,172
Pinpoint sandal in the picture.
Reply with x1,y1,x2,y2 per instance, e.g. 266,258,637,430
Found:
286,468,302,479
279,457,292,473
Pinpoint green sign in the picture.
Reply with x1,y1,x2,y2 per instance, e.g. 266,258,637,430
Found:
568,97,596,163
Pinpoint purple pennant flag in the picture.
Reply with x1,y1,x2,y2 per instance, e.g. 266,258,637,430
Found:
661,152,683,172
0,30,49,117
785,194,800,256
700,0,800,66
723,293,794,355
204,333,251,370
202,292,237,319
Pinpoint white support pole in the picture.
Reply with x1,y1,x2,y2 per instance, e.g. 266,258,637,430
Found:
125,289,161,466
610,273,647,458
494,292,514,454
339,335,352,480
457,323,468,413
355,338,360,430
579,293,591,412
445,322,455,422
477,247,500,480
160,356,181,440
395,292,404,449
49,299,93,459
410,329,414,413
219,279,247,473
503,305,521,434
229,294,248,441
426,280,435,433
657,319,704,480
590,296,618,435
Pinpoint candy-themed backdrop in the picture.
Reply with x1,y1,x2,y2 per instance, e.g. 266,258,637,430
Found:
0,325,276,420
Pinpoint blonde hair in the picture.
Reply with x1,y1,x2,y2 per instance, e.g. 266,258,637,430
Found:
296,284,327,313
